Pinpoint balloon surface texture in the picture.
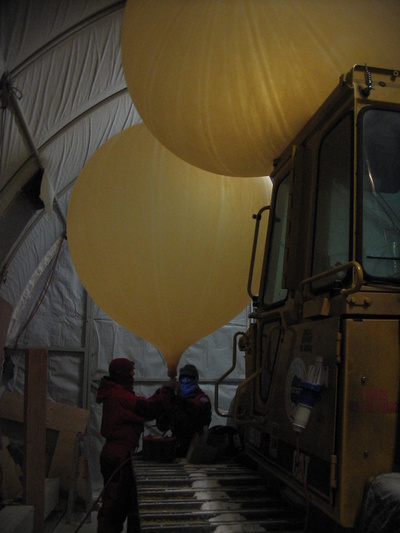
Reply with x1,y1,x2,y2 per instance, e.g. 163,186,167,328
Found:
67,124,271,372
121,0,400,177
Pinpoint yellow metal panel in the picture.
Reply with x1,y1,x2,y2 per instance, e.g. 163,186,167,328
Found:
267,318,339,463
338,319,400,527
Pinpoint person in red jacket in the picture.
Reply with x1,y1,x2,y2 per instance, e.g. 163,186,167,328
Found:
96,357,176,533
157,363,212,457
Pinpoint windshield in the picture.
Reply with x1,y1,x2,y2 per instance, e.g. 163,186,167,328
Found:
312,114,352,288
361,109,400,281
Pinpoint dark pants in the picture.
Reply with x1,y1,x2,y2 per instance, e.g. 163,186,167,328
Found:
97,453,141,533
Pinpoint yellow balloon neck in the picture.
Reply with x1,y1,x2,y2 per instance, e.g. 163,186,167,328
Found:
167,366,177,378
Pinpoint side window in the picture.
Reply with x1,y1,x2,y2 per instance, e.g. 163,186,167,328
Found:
361,108,400,280
311,114,352,288
262,175,290,306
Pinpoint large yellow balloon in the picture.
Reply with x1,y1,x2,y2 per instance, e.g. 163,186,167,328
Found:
121,0,400,177
67,124,271,373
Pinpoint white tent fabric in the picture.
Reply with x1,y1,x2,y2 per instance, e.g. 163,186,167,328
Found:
0,0,250,492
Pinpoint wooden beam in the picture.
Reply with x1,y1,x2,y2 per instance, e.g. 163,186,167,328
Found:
24,349,47,533
0,296,13,371
0,390,89,492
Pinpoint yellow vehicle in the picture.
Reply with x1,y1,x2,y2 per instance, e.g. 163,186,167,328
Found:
229,65,400,529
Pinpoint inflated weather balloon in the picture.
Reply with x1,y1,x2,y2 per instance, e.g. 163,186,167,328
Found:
121,0,400,177
67,124,271,374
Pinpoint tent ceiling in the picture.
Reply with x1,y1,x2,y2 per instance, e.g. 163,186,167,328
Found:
1,0,134,276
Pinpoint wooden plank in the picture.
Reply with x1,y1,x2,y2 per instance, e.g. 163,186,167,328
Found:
47,403,89,491
24,348,47,533
0,390,89,492
0,296,13,371
0,505,34,533
0,437,22,500
0,390,24,422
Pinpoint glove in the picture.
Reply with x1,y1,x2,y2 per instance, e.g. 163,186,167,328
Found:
162,378,178,390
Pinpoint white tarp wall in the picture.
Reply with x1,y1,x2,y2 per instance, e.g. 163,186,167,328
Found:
0,0,254,492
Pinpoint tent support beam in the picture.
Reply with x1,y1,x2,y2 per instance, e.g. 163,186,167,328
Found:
0,72,66,228
1,73,42,169
24,348,47,533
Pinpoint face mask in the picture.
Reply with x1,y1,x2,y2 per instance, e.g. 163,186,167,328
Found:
180,381,197,397
179,376,198,397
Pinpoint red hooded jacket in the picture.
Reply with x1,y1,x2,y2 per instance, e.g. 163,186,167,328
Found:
96,377,173,459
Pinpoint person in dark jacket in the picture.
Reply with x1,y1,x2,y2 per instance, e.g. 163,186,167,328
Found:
157,363,212,457
96,357,176,533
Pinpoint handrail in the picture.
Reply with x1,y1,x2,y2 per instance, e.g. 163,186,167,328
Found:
232,323,284,426
214,331,244,417
233,339,270,426
299,261,364,302
247,205,270,302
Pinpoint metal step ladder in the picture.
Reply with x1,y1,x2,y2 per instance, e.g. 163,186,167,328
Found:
133,456,307,532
